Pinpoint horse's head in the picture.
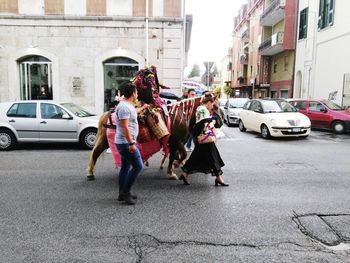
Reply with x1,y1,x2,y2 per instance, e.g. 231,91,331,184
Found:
132,66,159,104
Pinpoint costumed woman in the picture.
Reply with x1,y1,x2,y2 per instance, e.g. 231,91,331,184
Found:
179,93,228,186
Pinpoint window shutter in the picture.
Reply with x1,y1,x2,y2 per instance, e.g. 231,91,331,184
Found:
318,0,325,29
304,8,308,38
328,0,334,25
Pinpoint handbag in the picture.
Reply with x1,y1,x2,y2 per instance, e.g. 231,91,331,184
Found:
197,126,216,144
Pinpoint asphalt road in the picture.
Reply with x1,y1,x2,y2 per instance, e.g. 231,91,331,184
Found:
0,127,349,262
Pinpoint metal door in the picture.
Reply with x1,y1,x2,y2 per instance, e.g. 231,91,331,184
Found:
19,61,52,100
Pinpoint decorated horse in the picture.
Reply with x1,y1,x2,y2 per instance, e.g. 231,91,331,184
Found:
87,66,220,180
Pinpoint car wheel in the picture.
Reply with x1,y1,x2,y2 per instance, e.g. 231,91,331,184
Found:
0,129,16,151
332,121,345,134
80,129,97,150
261,124,271,139
238,120,246,132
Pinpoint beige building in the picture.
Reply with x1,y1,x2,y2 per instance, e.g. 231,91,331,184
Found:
259,0,297,99
231,0,264,98
0,0,191,114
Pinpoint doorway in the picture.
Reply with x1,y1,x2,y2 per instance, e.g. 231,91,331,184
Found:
19,56,53,100
103,57,139,111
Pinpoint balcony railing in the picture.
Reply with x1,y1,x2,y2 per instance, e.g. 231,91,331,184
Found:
240,54,248,65
258,32,284,55
241,29,249,41
259,38,272,52
260,0,285,25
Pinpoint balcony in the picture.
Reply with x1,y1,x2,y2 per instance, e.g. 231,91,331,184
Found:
241,29,249,43
260,0,285,26
240,54,248,65
258,32,284,56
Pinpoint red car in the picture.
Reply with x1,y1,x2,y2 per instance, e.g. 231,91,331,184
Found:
288,99,350,133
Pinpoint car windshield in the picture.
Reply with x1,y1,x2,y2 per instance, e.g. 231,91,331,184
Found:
322,100,342,111
219,100,226,106
61,102,95,117
229,99,247,108
262,100,297,113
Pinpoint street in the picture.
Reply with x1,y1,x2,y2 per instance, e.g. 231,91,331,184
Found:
0,126,350,262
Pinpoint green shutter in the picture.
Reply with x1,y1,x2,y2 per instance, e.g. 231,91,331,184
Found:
329,0,334,26
318,0,325,29
304,8,308,38
299,8,308,39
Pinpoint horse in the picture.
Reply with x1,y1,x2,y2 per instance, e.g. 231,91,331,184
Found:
86,95,222,180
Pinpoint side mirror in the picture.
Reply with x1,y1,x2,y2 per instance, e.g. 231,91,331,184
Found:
62,113,73,119
320,108,327,113
224,106,228,109
254,108,262,113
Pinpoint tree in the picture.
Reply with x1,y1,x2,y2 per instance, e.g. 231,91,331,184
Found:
187,64,200,78
213,85,221,98
224,85,232,97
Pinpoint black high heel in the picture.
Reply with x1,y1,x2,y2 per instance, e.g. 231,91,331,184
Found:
179,174,190,185
215,179,229,187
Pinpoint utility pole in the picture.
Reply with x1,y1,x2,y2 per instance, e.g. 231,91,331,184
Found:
145,0,149,66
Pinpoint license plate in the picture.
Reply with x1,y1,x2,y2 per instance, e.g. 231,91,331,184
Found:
292,128,301,132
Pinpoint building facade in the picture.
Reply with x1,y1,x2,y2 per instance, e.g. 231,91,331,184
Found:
0,0,191,114
259,0,297,99
294,0,350,107
231,0,265,98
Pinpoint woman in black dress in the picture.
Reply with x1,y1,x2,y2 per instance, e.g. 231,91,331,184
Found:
179,94,228,186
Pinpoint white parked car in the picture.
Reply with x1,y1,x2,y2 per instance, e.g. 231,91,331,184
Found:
223,98,249,126
0,100,99,150
238,99,311,139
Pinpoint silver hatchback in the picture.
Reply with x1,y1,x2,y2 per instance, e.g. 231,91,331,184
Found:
0,100,99,150
223,98,250,126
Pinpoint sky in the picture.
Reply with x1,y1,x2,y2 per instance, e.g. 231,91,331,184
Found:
185,0,246,75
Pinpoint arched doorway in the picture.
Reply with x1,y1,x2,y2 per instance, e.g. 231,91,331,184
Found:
19,55,53,100
103,57,138,110
295,71,302,98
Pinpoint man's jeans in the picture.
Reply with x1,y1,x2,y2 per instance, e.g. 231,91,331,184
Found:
185,135,193,149
116,143,144,193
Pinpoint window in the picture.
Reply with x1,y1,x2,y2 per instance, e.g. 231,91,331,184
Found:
318,0,334,30
273,60,277,73
249,101,262,112
45,0,64,15
243,100,252,110
309,101,325,112
0,0,18,13
280,90,289,99
103,57,138,111
7,103,37,118
270,90,277,98
284,56,289,71
40,103,67,119
291,101,307,110
19,56,52,101
299,7,308,39
86,0,106,16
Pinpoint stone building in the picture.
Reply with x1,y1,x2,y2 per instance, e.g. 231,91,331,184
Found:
0,0,192,114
